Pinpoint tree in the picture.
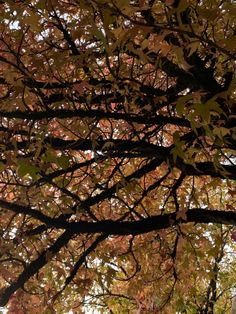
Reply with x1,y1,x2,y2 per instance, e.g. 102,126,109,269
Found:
0,0,235,312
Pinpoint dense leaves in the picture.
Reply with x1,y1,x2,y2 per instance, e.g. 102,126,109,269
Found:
0,0,236,313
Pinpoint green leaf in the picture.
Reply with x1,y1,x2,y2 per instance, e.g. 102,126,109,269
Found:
56,155,70,169
17,160,39,179
196,7,218,21
42,150,55,163
101,141,115,151
176,94,192,116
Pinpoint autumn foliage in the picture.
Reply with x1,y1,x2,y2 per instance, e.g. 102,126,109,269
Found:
0,0,236,313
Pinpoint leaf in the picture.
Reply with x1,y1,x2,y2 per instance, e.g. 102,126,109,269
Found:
101,141,115,151
56,155,70,169
187,41,200,56
231,232,236,242
45,250,54,262
61,207,74,214
17,161,39,179
42,150,55,163
196,7,219,21
213,127,230,139
174,47,192,71
222,35,236,52
23,14,42,31
176,0,189,12
176,94,192,115
171,133,186,163
176,209,187,221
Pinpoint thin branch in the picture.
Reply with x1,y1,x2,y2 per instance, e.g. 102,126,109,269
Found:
54,233,107,298
0,229,74,306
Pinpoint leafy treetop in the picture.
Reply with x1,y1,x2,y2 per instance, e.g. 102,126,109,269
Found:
0,0,236,313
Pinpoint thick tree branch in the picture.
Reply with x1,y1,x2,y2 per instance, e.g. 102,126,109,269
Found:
1,198,236,235
0,109,190,127
6,135,235,179
0,207,236,306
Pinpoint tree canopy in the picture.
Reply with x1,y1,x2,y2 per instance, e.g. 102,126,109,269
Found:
0,0,236,313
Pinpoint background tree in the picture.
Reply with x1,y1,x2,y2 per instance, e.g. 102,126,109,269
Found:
0,0,236,313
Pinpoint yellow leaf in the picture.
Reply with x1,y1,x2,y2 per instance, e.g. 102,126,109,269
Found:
187,41,199,56
196,8,218,21
175,47,192,71
222,35,236,52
